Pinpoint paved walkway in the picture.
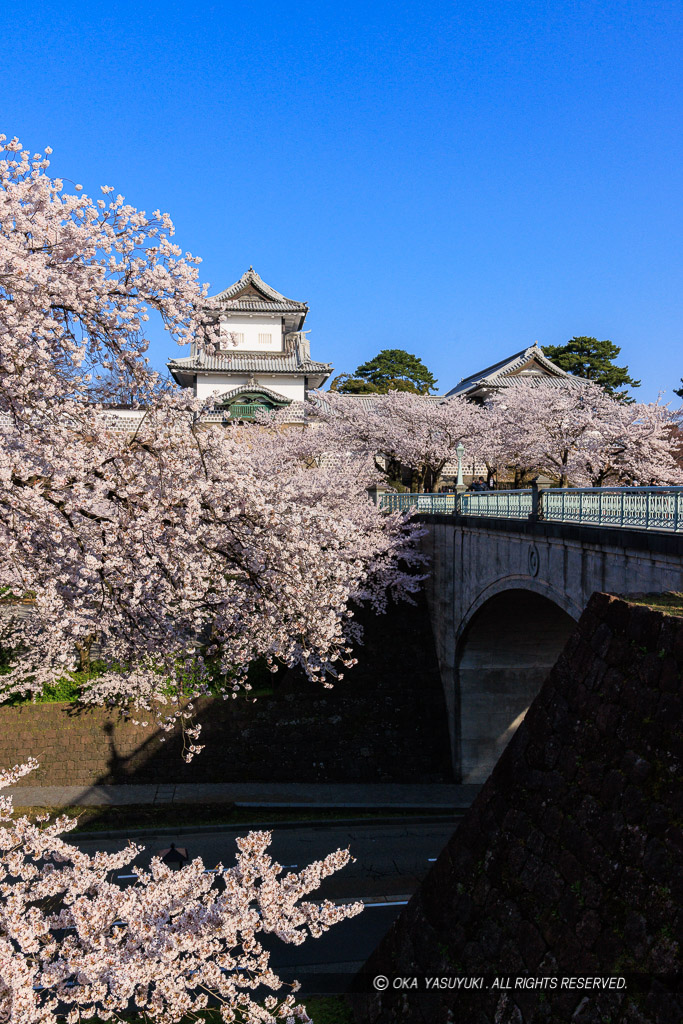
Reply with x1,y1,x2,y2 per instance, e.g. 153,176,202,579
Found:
6,782,480,810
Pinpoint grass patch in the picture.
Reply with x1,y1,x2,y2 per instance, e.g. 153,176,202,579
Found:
82,997,355,1023
0,654,279,706
302,996,356,1023
624,592,683,617
12,803,454,834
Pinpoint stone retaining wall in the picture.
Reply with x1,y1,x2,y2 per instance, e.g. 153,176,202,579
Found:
351,594,682,1024
0,593,453,787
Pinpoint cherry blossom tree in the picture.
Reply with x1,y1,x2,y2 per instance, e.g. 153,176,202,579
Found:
585,397,683,485
484,381,683,487
308,390,485,491
0,759,362,1023
0,137,423,746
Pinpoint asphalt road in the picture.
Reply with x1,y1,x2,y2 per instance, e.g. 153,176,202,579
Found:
72,818,461,992
73,818,459,898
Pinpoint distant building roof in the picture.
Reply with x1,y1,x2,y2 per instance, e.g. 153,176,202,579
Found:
309,392,446,415
446,343,584,398
204,267,308,314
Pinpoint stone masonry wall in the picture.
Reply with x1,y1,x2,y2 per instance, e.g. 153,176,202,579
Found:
0,591,453,787
351,594,682,1024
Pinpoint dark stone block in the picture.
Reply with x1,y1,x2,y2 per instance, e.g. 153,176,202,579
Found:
519,853,543,891
600,768,626,806
664,824,683,862
575,908,602,949
594,701,623,738
637,651,664,689
643,838,671,884
581,876,604,911
622,783,649,825
538,770,566,800
546,693,571,732
658,656,682,693
556,847,582,886
657,691,682,724
623,910,648,948
540,803,564,838
516,919,547,970
589,622,614,659
535,864,563,904
621,748,647,779
598,593,625,623
576,760,609,797
501,807,523,834
627,603,665,649
525,826,546,856
647,802,672,836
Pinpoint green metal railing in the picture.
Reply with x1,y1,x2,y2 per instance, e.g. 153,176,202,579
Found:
541,487,682,530
379,492,457,514
379,486,683,533
461,489,534,519
227,403,264,418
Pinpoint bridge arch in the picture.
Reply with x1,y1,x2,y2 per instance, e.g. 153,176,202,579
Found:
455,587,577,783
456,575,582,649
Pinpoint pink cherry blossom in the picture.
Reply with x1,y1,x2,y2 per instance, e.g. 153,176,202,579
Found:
307,389,486,491
483,381,682,487
0,138,423,752
0,760,363,1023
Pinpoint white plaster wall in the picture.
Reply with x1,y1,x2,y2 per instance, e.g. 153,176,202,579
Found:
101,408,146,421
219,316,283,352
196,374,305,403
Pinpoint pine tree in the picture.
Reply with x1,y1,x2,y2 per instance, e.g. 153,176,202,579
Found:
330,349,437,394
542,337,640,401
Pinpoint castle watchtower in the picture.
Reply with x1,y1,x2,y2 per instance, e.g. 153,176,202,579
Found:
167,267,333,419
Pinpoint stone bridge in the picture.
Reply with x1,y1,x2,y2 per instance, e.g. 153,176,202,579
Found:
420,514,683,782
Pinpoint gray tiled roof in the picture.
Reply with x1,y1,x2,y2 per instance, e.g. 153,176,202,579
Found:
205,267,308,312
308,393,447,415
209,300,306,313
446,343,580,397
477,376,586,389
167,352,332,375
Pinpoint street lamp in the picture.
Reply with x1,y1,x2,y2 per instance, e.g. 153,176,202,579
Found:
159,842,189,870
455,442,465,490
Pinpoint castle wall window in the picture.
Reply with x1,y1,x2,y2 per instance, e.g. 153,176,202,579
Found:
258,333,273,345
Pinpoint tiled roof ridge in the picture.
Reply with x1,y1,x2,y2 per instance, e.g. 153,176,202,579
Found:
205,267,308,310
487,344,568,381
446,343,576,396
453,343,557,389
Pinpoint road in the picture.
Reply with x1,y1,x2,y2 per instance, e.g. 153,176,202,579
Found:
72,817,461,993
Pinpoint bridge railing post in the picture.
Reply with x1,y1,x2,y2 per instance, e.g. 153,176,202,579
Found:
529,478,541,521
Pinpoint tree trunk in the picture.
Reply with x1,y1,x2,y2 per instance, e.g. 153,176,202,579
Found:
75,634,94,674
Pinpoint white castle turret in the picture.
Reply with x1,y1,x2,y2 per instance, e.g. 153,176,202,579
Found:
167,267,333,420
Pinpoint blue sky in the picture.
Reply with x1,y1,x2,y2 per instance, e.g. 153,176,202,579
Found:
5,0,682,400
